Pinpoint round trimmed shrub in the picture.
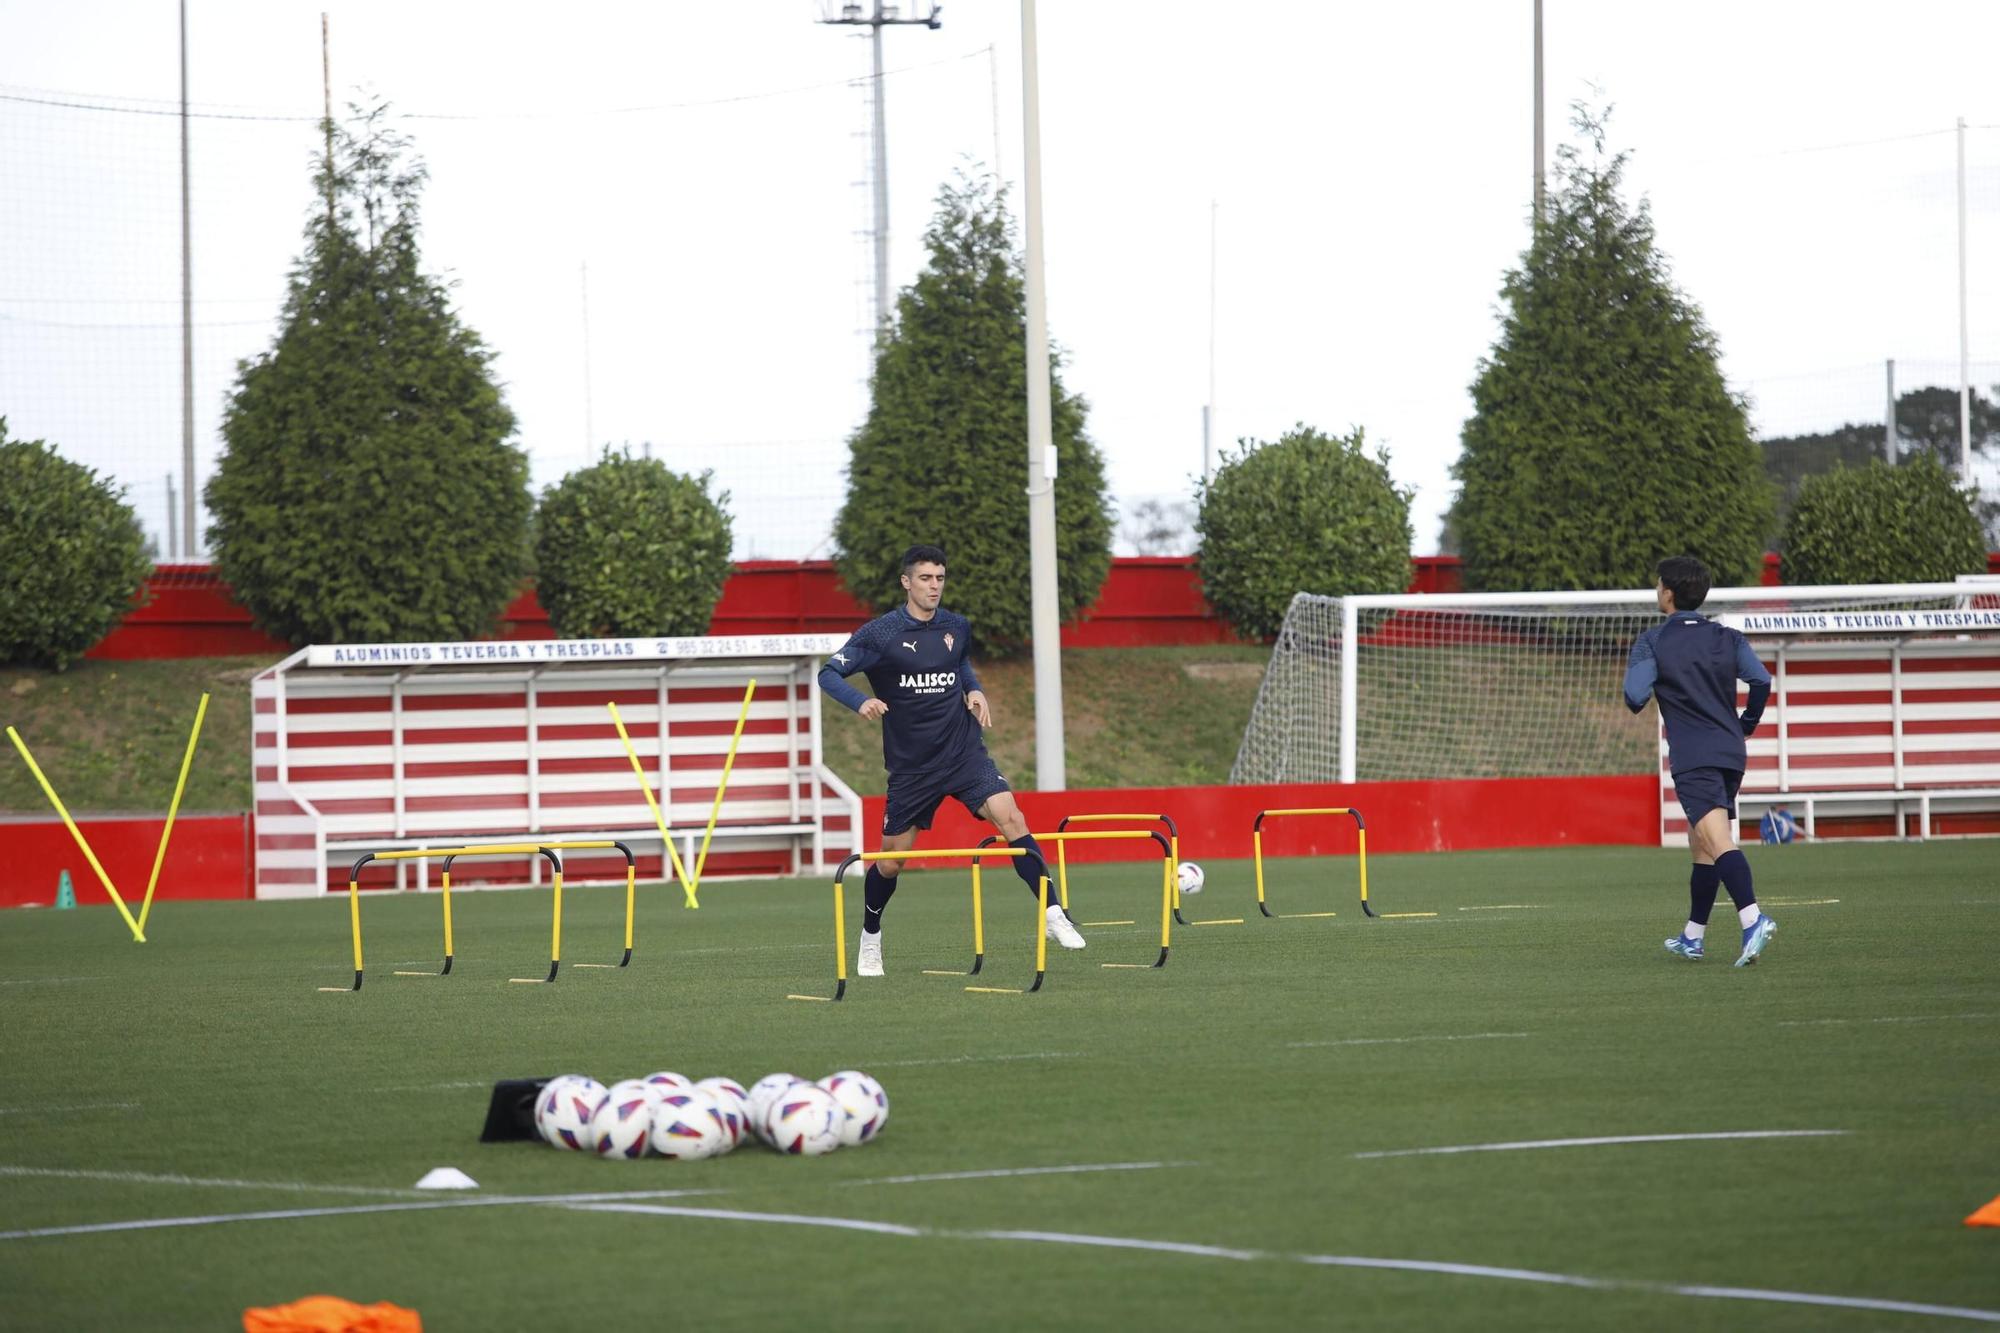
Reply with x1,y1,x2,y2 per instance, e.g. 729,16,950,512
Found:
533,451,734,637
0,423,153,670
1195,424,1414,640
1780,455,1987,585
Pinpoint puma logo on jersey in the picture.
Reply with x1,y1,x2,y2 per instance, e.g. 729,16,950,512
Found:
902,640,917,652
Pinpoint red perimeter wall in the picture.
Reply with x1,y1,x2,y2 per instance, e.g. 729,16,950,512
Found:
0,777,1656,907
0,814,250,909
85,553,2000,662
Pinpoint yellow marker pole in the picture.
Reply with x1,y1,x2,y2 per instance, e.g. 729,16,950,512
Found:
548,864,564,981
1056,838,1070,912
607,702,698,908
136,691,208,934
7,726,144,942
1160,852,1173,952
1358,827,1369,910
1254,830,1266,912
834,871,849,1001
441,868,455,973
623,857,635,958
972,859,985,961
691,679,756,890
348,874,364,989
1032,875,1048,990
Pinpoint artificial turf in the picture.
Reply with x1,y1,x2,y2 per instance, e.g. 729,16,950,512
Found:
1,841,1996,1330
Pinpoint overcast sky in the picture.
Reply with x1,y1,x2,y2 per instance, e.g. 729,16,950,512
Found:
2,0,1996,561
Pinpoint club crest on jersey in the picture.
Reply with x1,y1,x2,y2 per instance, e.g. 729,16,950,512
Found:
943,632,954,652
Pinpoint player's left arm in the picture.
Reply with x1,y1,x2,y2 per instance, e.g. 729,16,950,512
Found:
1734,633,1773,735
1622,631,1657,713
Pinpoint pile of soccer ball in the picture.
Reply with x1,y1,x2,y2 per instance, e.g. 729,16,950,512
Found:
533,1069,888,1160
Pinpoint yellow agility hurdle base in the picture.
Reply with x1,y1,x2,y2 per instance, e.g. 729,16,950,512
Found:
1252,807,1375,919
1056,812,1186,925
336,840,638,991
981,830,1172,970
798,847,1050,1002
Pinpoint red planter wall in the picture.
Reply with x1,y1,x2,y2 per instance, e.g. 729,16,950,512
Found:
0,814,251,909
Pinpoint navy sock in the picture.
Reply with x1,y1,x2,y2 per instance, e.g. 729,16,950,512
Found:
1688,863,1721,926
862,865,898,935
1009,834,1051,906
1715,849,1756,913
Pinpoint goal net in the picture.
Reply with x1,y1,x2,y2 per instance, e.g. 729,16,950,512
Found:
1232,580,1998,785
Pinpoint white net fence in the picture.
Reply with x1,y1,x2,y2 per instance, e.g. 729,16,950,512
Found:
1232,583,1998,785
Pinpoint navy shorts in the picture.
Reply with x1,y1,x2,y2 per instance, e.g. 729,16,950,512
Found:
882,748,1011,837
1675,766,1744,829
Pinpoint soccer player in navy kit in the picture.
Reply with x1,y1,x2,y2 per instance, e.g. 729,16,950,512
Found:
818,544,1086,977
1624,556,1779,966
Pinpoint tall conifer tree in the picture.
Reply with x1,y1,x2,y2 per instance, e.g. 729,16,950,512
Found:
206,104,529,645
833,174,1112,649
1451,107,1773,592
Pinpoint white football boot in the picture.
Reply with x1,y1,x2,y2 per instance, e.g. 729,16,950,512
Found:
857,928,885,977
1044,905,1087,950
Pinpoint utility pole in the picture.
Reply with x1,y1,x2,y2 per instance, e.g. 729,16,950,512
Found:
1020,0,1064,792
1532,0,1545,217
819,2,942,347
179,0,195,559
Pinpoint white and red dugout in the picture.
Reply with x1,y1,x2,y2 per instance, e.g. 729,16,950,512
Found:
250,634,863,898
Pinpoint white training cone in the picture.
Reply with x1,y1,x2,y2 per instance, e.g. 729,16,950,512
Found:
414,1167,479,1190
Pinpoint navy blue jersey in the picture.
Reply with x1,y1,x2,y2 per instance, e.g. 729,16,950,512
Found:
1623,612,1772,774
818,606,986,778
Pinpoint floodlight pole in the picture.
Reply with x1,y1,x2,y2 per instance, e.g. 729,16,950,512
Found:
1957,115,1971,483
1532,0,1545,217
179,0,195,559
1021,0,1065,793
818,2,942,346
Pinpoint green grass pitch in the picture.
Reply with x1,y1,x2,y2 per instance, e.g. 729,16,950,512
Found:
2,843,1997,1330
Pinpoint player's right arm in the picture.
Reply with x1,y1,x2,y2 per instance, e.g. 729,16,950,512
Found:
817,631,887,719
1734,633,1773,735
1622,630,1658,713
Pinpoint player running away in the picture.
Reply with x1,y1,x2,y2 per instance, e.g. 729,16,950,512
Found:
1623,555,1779,967
818,544,1086,977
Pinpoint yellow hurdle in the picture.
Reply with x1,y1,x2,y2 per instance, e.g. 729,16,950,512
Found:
1251,806,1375,919
606,701,699,908
1057,812,1186,925
137,692,209,935
980,829,1172,970
6,726,145,942
813,847,1046,1002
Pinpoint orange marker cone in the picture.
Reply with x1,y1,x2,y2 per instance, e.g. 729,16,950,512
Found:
1965,1194,2000,1227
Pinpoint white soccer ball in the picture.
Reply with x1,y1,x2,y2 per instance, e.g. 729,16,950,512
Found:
695,1077,752,1153
535,1074,608,1152
745,1072,804,1146
1176,862,1205,896
818,1070,889,1147
590,1079,661,1160
765,1083,843,1157
649,1086,729,1160
641,1070,693,1095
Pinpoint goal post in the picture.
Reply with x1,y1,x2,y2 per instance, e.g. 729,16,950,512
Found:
1234,581,1999,789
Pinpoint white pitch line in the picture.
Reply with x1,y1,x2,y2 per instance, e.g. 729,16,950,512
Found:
870,1051,1086,1068
4,1195,1994,1323
1352,1130,1849,1160
0,1104,139,1116
568,1202,925,1237
0,977,103,986
0,1165,433,1198
368,1081,498,1093
1458,905,1544,911
842,1161,1192,1187
1777,1013,1993,1028
1289,1033,1530,1050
